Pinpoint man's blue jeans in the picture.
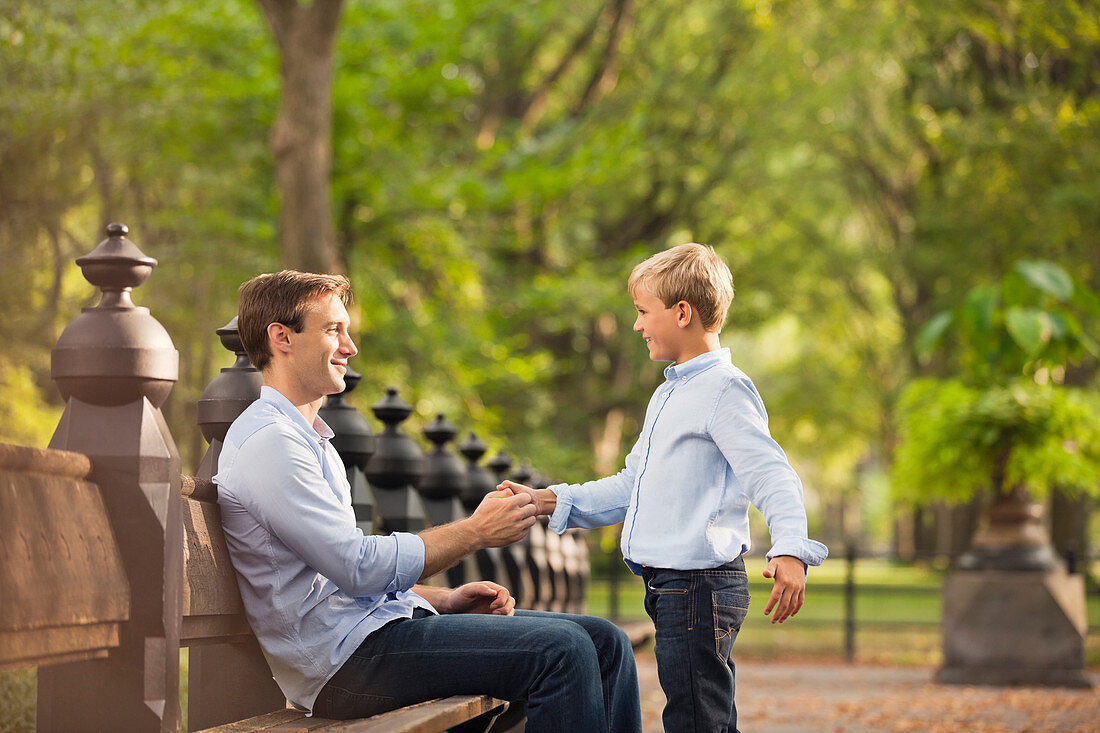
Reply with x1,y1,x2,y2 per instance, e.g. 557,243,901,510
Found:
642,557,751,732
312,608,642,732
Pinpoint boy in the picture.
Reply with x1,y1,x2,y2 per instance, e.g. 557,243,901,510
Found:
500,243,827,732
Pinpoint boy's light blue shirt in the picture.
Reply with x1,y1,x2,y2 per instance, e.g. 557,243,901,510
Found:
548,348,828,573
214,386,435,712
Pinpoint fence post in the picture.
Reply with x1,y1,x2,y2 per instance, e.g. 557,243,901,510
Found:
365,388,426,533
319,368,376,535
420,414,468,587
188,316,284,729
39,223,183,732
459,433,502,584
489,451,534,607
844,543,856,663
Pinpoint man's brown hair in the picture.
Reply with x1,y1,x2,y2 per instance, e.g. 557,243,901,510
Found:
627,243,734,333
237,270,352,371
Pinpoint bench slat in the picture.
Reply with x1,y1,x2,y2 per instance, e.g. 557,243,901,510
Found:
195,708,307,732
322,696,508,732
196,696,508,733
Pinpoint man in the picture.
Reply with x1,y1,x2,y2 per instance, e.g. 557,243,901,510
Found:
214,270,641,732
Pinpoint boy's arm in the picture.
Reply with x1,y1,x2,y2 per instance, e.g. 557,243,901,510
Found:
498,435,644,532
709,378,828,621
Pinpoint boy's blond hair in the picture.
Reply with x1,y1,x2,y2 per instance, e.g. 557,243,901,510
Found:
628,243,734,333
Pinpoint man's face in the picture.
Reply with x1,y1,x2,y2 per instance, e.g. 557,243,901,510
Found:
288,292,358,399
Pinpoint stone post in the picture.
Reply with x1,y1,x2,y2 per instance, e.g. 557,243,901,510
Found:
195,317,263,477
420,414,467,587
938,484,1090,687
364,388,426,534
459,433,502,584
39,223,183,732
534,474,568,613
516,466,551,611
489,452,533,608
188,317,284,729
319,368,376,535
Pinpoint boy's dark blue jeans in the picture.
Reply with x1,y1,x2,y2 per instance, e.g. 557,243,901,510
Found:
642,556,751,732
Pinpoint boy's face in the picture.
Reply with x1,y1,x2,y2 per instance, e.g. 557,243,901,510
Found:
632,286,686,363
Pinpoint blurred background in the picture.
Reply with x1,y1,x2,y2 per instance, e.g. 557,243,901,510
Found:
1,0,1098,702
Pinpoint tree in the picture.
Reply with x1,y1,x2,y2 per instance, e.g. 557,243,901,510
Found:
257,0,345,273
893,261,1100,568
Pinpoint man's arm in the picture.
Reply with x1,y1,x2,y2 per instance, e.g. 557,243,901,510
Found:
413,581,516,616
417,488,537,580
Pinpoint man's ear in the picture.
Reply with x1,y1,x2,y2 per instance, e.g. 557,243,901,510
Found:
676,301,694,328
267,322,293,356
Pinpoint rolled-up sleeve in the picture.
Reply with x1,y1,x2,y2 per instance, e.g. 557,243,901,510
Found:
710,378,828,568
548,438,641,534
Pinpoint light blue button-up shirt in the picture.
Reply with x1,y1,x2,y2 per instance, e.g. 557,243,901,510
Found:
214,386,434,712
549,349,828,573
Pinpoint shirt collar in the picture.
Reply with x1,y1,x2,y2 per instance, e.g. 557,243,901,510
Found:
663,347,731,381
259,385,335,442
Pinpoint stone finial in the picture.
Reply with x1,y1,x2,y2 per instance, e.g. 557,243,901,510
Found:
320,368,375,471
420,414,466,501
487,450,513,481
52,223,178,407
458,432,494,510
197,317,263,450
364,387,425,533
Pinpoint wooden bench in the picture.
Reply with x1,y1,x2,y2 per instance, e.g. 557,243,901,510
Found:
0,223,510,732
181,476,508,733
0,445,506,732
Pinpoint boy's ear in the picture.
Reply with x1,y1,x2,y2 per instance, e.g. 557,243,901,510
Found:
267,322,294,356
676,301,693,328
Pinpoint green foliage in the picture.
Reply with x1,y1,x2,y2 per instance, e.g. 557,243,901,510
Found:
897,261,1100,506
916,260,1099,380
2,0,1098,529
0,667,34,733
893,378,1100,504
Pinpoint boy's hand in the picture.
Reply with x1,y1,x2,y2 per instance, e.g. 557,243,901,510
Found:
762,555,805,624
496,480,556,516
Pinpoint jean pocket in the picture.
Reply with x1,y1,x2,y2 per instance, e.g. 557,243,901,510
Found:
644,572,691,629
712,589,749,658
317,684,397,719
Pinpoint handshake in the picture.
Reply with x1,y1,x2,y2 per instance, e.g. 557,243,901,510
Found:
469,480,558,548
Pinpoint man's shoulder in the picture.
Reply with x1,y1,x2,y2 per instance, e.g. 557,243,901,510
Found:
226,398,297,443
218,401,309,489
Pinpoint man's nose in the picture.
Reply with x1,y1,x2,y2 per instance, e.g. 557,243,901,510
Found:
341,333,358,357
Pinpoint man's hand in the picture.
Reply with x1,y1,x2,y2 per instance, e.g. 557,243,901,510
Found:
496,480,556,516
762,555,805,624
439,581,515,616
469,489,537,547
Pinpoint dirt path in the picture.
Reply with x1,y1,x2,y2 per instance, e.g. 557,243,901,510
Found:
635,651,1099,732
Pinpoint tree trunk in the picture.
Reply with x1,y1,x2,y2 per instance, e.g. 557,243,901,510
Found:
258,0,345,274
1049,488,1090,568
